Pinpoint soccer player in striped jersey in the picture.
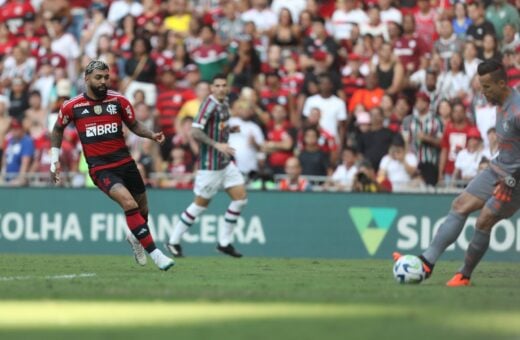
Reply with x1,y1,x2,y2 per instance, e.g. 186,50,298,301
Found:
50,60,174,271
166,74,247,258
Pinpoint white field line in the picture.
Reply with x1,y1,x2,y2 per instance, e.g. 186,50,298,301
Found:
0,273,96,282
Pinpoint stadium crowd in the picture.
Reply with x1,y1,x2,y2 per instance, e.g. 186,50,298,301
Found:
0,0,518,192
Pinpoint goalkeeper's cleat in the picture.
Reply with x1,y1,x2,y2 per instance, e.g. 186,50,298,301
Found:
126,234,147,266
418,255,434,279
165,243,184,257
392,252,402,262
151,250,175,271
446,273,471,287
217,243,243,258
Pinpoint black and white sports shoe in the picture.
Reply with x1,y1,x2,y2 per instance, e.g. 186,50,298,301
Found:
217,244,243,258
165,243,184,257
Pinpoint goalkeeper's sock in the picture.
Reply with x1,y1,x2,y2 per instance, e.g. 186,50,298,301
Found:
169,203,206,244
125,208,156,253
459,228,490,278
422,210,467,264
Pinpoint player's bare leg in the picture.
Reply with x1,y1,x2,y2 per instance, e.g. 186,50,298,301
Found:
447,206,503,287
167,196,210,257
110,184,174,271
217,185,247,258
124,192,150,266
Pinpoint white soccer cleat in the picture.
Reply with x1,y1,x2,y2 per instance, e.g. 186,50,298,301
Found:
151,250,175,271
126,234,147,266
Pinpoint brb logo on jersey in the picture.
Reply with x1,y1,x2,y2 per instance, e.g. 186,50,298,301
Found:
86,123,118,137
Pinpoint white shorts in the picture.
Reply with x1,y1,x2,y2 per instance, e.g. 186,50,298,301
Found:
194,163,245,199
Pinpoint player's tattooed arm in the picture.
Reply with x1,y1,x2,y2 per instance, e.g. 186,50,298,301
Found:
191,127,235,157
191,127,216,146
51,123,65,148
128,121,165,144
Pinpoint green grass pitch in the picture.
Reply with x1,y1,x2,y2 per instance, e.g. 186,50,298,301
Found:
0,254,519,340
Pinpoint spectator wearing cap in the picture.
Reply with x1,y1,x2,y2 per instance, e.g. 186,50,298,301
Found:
216,0,245,47
330,0,369,41
466,0,496,52
436,52,470,101
438,100,474,186
501,23,520,53
107,0,144,25
401,91,443,186
303,73,347,145
191,25,227,82
348,72,384,113
241,0,278,34
356,106,395,171
393,14,427,74
377,134,419,191
485,0,520,42
46,15,81,81
1,118,34,186
453,126,485,185
434,18,465,70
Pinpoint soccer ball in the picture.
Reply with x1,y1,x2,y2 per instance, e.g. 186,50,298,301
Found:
393,254,426,284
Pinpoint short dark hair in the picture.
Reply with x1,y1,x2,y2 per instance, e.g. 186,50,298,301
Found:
477,59,507,82
85,60,109,76
211,73,228,83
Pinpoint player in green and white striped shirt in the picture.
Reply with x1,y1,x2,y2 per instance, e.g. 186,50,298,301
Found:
167,74,247,258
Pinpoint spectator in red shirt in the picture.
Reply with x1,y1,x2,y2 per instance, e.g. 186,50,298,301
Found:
394,14,427,75
260,71,294,121
438,100,474,186
262,104,294,174
414,0,438,52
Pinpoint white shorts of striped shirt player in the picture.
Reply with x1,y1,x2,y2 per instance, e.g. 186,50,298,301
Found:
194,163,245,199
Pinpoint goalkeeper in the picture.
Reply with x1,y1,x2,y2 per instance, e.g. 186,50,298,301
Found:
394,59,520,287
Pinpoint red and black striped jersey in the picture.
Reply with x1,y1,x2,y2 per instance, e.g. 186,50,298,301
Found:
57,90,136,173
